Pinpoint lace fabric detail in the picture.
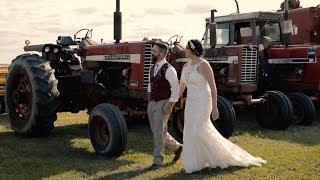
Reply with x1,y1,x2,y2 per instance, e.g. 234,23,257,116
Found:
180,60,267,173
183,62,201,84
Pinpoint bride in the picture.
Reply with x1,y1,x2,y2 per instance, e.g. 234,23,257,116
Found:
179,39,267,173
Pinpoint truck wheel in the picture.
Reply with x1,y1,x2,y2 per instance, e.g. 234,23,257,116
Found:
288,92,315,126
89,103,128,157
256,91,293,130
170,95,236,140
5,54,59,136
212,96,236,138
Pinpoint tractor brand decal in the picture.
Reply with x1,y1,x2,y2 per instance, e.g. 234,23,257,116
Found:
86,54,141,63
308,47,317,62
269,47,317,64
105,54,130,60
205,56,238,64
268,58,316,64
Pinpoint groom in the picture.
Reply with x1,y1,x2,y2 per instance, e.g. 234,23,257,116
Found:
147,41,183,170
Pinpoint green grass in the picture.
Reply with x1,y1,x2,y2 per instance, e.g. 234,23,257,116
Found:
0,110,319,179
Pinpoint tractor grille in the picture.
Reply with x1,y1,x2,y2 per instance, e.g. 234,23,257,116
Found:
143,44,153,89
241,47,258,84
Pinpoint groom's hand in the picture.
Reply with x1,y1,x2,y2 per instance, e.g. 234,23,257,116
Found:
163,102,175,114
147,93,151,101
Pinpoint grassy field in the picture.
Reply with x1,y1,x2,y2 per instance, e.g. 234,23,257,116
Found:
0,110,319,179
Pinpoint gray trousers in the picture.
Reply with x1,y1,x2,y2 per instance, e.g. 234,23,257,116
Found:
147,99,182,165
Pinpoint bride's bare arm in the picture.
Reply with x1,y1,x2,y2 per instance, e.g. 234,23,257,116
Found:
179,63,188,98
179,81,186,98
199,60,219,119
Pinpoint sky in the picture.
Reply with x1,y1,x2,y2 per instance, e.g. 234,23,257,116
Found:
0,0,318,63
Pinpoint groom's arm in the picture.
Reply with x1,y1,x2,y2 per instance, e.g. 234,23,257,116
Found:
147,70,151,101
163,67,180,113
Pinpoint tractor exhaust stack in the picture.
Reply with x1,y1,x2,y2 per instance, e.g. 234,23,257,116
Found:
114,0,122,44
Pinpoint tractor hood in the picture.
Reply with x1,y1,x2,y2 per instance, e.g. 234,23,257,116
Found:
266,45,320,64
82,39,152,64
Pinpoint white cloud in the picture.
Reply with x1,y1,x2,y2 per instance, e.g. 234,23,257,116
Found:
184,4,213,14
0,0,319,64
73,7,99,15
144,8,175,15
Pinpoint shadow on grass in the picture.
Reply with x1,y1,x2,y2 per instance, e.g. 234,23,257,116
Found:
231,108,320,146
98,161,177,179
168,107,320,146
0,120,152,179
100,162,245,179
0,114,9,126
156,166,247,180
0,109,319,178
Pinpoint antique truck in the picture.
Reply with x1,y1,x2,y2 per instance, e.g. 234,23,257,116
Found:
197,1,320,129
0,64,9,114
169,0,320,140
283,1,320,110
169,10,295,140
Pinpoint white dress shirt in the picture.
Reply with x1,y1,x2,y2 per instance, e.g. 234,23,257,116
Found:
147,59,180,102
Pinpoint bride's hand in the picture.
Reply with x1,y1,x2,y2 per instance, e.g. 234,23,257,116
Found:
163,102,175,114
163,104,173,114
211,108,219,121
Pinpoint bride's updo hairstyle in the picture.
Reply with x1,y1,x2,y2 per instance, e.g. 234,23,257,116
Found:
187,39,203,57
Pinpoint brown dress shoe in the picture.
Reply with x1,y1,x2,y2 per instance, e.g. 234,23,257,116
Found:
173,146,183,162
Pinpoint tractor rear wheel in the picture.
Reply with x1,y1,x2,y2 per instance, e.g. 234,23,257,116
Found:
288,92,315,126
256,91,293,130
88,103,128,157
170,96,236,141
5,54,59,136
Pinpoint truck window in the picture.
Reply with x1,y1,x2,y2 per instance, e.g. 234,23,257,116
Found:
202,22,230,48
234,22,253,44
256,21,281,43
216,23,230,45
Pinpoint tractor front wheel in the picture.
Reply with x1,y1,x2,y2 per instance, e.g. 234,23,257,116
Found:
89,103,128,157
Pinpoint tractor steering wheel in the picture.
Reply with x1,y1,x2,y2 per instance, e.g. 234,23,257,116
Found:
167,35,183,46
74,29,93,42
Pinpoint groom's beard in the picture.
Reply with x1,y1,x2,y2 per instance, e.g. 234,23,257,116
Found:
152,54,159,63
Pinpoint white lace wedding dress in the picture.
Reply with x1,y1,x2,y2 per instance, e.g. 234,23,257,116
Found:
181,61,267,173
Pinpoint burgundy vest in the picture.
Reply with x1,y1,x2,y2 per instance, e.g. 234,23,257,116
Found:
150,63,171,102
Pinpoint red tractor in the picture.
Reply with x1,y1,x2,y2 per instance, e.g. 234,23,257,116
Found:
4,0,151,157
169,2,320,139
283,2,320,109
4,0,235,157
198,1,319,127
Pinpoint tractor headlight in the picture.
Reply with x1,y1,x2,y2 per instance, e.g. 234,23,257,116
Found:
297,69,303,76
258,44,264,51
53,48,59,53
44,46,50,52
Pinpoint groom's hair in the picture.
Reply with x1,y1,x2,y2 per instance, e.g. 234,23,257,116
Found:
154,40,169,55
